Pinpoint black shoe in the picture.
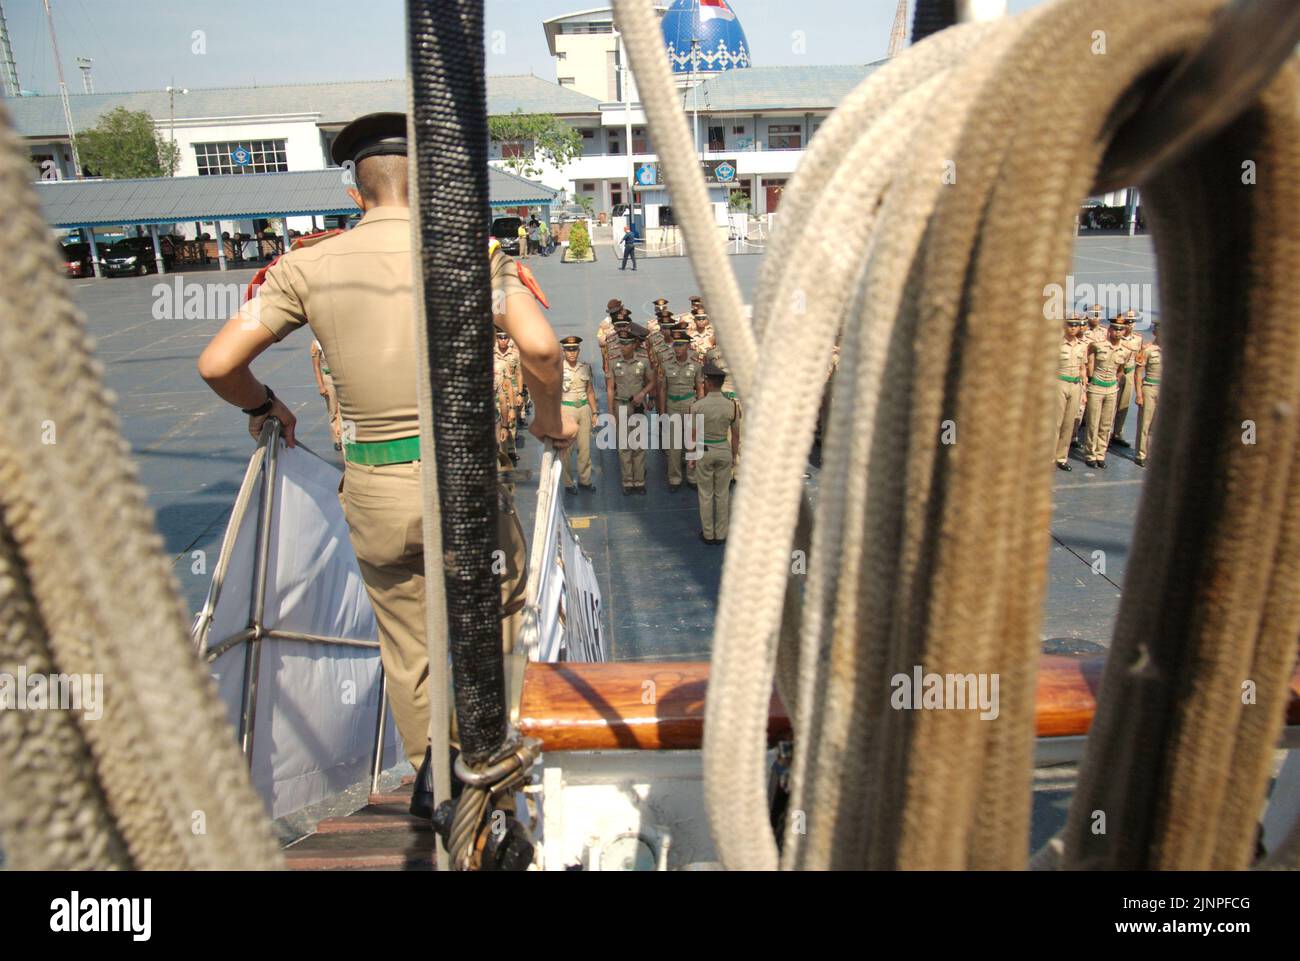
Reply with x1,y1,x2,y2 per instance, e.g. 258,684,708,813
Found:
699,532,714,545
623,487,633,496
1056,462,1072,472
668,484,680,492
1085,460,1097,469
409,747,433,820
1070,439,1082,451
637,486,647,495
1111,437,1130,449
1134,457,1146,468
712,537,726,546
1097,460,1107,469
579,482,596,490
566,484,579,494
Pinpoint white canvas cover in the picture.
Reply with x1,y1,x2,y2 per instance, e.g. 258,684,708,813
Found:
196,443,398,819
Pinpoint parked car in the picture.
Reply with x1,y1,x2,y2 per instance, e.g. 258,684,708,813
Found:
490,216,524,255
100,236,177,276
59,241,95,278
552,204,588,223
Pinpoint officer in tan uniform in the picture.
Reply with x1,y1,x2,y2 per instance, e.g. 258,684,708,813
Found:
494,330,521,464
197,111,576,819
691,363,740,544
1053,313,1088,471
1074,305,1108,449
596,298,623,377
310,337,343,450
1135,321,1162,467
1110,310,1144,449
1083,316,1132,468
660,330,704,491
689,311,715,359
559,335,598,492
608,329,655,494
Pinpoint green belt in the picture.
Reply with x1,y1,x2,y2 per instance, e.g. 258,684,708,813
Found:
724,391,738,399
562,399,587,407
668,392,694,402
703,438,729,445
344,435,421,466
1090,377,1117,388
1124,365,1135,373
1057,374,1080,383
1144,378,1160,386
320,367,331,376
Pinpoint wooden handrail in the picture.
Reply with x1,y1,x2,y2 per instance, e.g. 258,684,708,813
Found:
517,655,1300,753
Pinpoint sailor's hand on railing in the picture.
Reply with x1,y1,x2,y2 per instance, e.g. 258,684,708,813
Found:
250,397,297,447
530,408,578,452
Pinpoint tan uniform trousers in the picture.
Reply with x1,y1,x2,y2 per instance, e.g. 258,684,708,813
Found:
561,401,593,486
1113,367,1135,440
617,401,646,488
340,460,526,768
696,443,733,539
665,397,694,485
1054,378,1082,464
1137,385,1159,461
1084,387,1118,462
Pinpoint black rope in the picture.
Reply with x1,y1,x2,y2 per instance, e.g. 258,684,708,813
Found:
911,0,957,45
406,0,507,767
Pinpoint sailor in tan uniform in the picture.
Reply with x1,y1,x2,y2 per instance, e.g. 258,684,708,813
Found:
559,335,598,492
494,330,521,463
596,298,623,378
608,329,655,494
1074,305,1108,449
661,330,704,490
1110,310,1145,449
688,311,716,359
310,337,343,450
1054,313,1088,471
1135,321,1162,467
704,336,742,483
690,363,740,544
1083,317,1132,468
197,111,576,816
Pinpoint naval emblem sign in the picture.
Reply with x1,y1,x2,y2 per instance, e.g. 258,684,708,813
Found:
231,145,252,167
634,158,740,189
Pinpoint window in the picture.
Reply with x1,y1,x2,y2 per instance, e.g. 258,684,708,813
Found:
558,77,575,86
608,133,623,155
732,125,745,135
556,51,567,60
708,125,725,151
580,129,595,139
194,139,288,175
501,142,530,159
768,124,802,150
610,182,623,206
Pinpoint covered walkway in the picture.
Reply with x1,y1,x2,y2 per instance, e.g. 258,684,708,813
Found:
34,166,557,277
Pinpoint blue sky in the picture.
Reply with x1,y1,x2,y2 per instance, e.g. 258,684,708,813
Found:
5,0,1045,96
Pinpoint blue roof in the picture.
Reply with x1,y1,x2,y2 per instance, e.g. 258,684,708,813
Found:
32,166,555,228
2,75,602,140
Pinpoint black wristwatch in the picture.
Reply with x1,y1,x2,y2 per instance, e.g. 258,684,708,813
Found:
242,385,276,417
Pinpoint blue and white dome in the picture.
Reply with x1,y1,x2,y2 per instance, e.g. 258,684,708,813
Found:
661,0,752,74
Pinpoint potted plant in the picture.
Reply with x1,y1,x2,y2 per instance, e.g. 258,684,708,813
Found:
563,218,595,263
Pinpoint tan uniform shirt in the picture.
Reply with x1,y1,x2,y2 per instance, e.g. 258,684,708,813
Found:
1080,324,1107,347
1058,338,1087,380
1089,339,1130,393
689,322,715,357
255,205,527,443
1120,332,1144,374
691,391,738,444
662,356,702,402
562,360,594,403
1142,343,1162,383
611,355,651,403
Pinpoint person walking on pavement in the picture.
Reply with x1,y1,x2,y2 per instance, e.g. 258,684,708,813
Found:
620,221,638,271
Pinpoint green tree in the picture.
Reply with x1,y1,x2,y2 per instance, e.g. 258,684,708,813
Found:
568,218,591,259
728,189,752,213
78,107,180,179
489,110,582,180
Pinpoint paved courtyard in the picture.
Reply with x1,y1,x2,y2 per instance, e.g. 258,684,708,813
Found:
67,233,1159,662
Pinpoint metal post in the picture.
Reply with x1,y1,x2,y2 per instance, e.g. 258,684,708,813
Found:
215,221,227,271
281,217,292,256
237,419,281,765
86,228,101,279
148,223,165,275
42,0,81,177
370,669,389,795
